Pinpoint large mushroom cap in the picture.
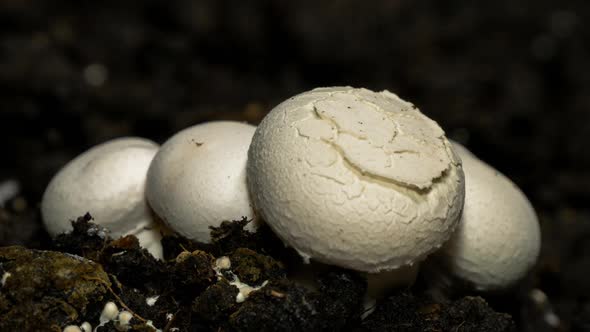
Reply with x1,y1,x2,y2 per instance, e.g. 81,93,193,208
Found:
443,142,541,290
247,87,465,272
146,121,257,243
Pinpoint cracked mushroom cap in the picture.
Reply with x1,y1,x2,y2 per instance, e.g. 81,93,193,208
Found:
443,142,541,290
146,121,258,242
247,87,465,272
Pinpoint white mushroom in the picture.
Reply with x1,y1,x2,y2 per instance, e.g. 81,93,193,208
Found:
247,87,465,273
146,121,258,243
116,311,133,330
41,137,165,259
100,301,119,323
62,326,81,332
441,142,541,290
80,322,92,332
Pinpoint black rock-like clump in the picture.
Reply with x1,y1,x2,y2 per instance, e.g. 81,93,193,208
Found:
193,279,240,328
101,235,168,294
168,250,217,301
229,279,323,331
53,213,110,261
359,291,515,332
1,216,518,331
316,270,367,329
229,247,286,285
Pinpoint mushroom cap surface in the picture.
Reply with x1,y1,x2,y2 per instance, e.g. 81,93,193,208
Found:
41,137,159,239
443,142,541,290
247,87,465,272
146,121,257,242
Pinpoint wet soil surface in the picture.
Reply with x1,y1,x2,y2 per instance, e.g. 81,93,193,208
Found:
1,1,589,331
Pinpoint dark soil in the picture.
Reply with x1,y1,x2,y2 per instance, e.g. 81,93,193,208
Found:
1,1,589,331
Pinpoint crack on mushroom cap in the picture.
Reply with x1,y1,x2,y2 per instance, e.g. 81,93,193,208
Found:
248,87,465,272
293,89,457,200
293,89,453,192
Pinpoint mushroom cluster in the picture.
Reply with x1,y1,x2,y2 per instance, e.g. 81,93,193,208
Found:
246,87,540,300
41,122,259,259
41,87,541,306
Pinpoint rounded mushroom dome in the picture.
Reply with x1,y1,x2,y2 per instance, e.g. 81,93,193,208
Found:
146,121,258,243
443,142,541,290
41,137,159,238
247,87,465,272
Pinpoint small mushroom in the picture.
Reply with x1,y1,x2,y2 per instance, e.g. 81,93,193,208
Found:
80,322,92,332
441,142,541,290
247,87,465,273
146,121,258,242
100,301,119,323
62,326,82,332
116,311,133,330
41,137,165,259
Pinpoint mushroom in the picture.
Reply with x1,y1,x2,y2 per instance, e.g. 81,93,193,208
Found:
80,322,91,332
116,311,133,330
41,137,165,259
247,87,465,273
100,301,119,324
62,326,82,332
440,141,541,290
146,121,258,243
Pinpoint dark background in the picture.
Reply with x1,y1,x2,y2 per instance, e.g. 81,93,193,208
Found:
0,1,589,330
